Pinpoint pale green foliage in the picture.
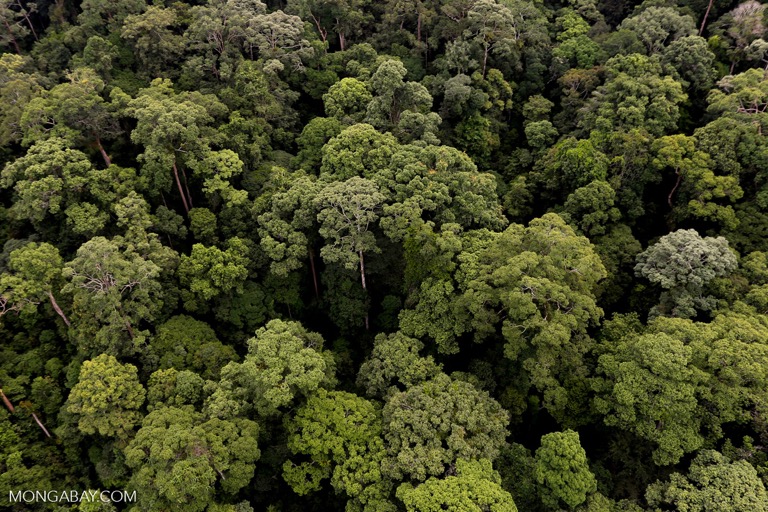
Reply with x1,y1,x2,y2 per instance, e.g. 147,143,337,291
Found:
1,138,92,225
646,450,768,512
594,332,708,465
580,53,686,137
121,6,184,77
534,430,596,509
125,406,260,512
62,236,165,355
356,332,442,398
618,7,696,54
146,368,205,410
324,78,373,124
382,373,509,481
188,149,248,207
401,214,606,419
396,458,518,512
320,123,397,181
560,181,621,237
315,177,385,278
0,242,64,317
635,229,738,318
65,354,146,439
206,319,335,418
178,237,250,308
257,174,320,276
284,389,394,511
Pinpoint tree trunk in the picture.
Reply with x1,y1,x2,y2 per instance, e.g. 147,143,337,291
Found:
339,31,346,51
124,318,135,339
2,18,21,54
31,413,51,438
94,134,111,167
358,250,367,291
180,165,194,209
417,12,422,43
47,291,71,327
15,1,38,41
0,389,15,413
668,170,682,208
308,247,320,298
172,161,190,214
482,43,489,77
699,0,715,36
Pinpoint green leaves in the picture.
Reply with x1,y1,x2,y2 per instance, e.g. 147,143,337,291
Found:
65,354,145,439
178,237,250,309
534,430,596,509
125,406,260,511
382,373,509,482
396,458,518,512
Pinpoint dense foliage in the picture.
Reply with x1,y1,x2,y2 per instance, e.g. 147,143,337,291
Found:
2,0,768,510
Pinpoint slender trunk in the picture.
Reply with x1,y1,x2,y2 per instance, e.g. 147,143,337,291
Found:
699,0,715,36
16,3,38,41
482,43,489,77
172,161,190,214
179,165,193,209
311,14,328,51
124,318,135,339
47,291,70,327
308,247,320,298
94,134,111,167
417,12,422,43
364,313,369,331
730,60,736,74
2,18,21,54
668,170,682,208
339,31,346,51
31,413,51,438
0,389,15,413
359,250,367,291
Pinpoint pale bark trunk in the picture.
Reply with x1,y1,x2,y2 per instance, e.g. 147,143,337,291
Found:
180,165,193,209
32,413,51,438
172,161,190,214
47,291,70,327
0,389,15,413
668,170,682,208
94,135,111,167
359,250,367,291
699,0,715,36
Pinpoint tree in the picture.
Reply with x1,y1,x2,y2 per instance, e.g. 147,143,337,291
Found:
283,389,394,511
534,430,596,510
464,0,520,77
618,7,696,54
0,54,42,147
62,236,164,356
206,319,335,418
356,332,442,398
123,78,229,215
635,229,738,318
400,214,606,420
646,450,768,511
381,373,509,482
121,6,185,79
580,53,687,137
314,177,385,293
396,458,518,512
0,242,70,326
320,123,398,181
1,137,94,229
125,406,260,512
594,332,708,465
652,134,742,229
147,315,237,380
244,10,313,70
324,77,373,124
64,354,146,439
177,237,250,311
